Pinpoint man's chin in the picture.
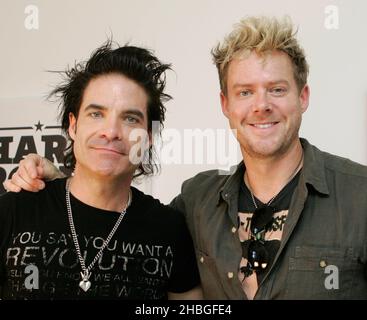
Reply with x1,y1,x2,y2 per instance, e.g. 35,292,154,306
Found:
243,141,284,159
89,164,131,178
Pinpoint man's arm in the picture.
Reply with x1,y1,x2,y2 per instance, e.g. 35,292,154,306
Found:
169,193,187,217
3,154,64,192
168,286,203,300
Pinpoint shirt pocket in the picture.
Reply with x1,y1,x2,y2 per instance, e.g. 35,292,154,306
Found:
195,248,227,299
286,246,364,299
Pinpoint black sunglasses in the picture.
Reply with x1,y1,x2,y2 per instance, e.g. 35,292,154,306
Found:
240,205,274,278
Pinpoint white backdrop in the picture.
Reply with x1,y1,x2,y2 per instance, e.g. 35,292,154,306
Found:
0,0,366,203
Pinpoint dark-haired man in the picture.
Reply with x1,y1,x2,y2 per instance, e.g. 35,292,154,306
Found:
0,42,201,299
5,16,367,300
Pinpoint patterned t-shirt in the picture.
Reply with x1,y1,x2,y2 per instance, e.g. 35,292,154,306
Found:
237,171,300,299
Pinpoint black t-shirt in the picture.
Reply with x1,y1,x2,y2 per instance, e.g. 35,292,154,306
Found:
0,178,200,300
237,171,300,286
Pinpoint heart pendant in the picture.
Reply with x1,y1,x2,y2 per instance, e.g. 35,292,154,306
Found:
79,279,91,292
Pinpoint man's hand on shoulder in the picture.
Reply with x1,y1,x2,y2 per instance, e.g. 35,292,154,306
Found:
2,153,65,193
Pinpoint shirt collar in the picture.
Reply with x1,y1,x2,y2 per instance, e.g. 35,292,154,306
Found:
300,138,330,195
217,138,329,205
218,162,245,205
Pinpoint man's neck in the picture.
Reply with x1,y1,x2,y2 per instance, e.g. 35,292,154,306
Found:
243,139,303,204
68,171,132,213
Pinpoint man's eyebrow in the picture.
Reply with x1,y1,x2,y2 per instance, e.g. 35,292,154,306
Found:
232,80,290,89
124,109,145,120
232,83,252,89
84,104,145,119
84,104,106,111
267,80,290,86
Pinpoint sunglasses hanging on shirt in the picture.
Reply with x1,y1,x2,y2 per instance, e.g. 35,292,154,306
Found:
240,204,275,278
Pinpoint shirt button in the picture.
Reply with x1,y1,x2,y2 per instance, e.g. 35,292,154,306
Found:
227,272,234,279
231,227,237,233
200,256,204,263
319,260,327,268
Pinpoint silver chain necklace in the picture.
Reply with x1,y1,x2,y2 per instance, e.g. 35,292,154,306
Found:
250,190,276,209
65,179,131,292
246,152,304,210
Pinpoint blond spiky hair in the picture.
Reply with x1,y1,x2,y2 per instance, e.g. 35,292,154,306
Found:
212,16,309,94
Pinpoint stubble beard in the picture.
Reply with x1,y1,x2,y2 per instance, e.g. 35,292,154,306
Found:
241,119,302,160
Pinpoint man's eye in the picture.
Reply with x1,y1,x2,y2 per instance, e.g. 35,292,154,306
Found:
126,116,139,124
270,87,287,95
239,90,251,97
90,111,102,118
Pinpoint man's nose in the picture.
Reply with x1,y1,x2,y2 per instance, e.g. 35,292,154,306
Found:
252,91,272,113
100,117,122,140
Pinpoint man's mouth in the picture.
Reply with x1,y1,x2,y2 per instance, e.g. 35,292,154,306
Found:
250,122,279,129
93,147,125,155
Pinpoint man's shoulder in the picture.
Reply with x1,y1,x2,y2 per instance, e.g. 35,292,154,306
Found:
302,138,367,180
131,186,165,207
0,189,17,206
131,186,184,219
0,178,65,206
319,149,367,178
180,165,239,194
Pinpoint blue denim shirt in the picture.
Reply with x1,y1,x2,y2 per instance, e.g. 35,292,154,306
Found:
171,139,367,299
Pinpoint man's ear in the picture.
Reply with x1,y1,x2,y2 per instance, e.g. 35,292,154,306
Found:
220,91,230,119
299,84,310,114
68,113,77,140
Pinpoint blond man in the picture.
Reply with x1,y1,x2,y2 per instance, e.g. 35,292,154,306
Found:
4,16,367,299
